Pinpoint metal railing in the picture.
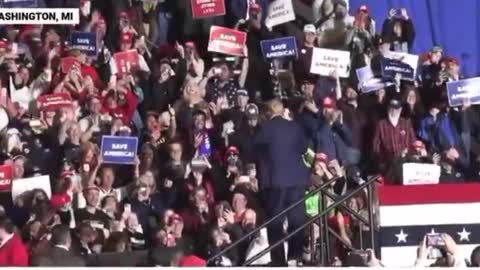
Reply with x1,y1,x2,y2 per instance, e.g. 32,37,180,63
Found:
242,175,379,266
206,177,338,265
317,178,378,264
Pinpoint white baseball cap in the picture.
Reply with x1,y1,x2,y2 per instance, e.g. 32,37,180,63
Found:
303,24,316,33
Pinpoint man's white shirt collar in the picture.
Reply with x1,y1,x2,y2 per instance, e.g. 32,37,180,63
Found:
0,233,13,248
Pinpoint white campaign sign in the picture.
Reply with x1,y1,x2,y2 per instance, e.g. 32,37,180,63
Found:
310,48,351,78
265,0,296,28
385,51,419,77
402,163,441,186
12,175,51,201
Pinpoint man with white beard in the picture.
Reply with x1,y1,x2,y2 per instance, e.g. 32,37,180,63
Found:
372,96,416,178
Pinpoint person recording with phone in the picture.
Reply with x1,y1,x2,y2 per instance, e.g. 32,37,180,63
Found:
204,59,248,108
143,59,179,114
184,158,215,206
180,186,214,257
415,233,466,267
436,57,462,86
189,109,214,160
381,8,416,53
126,182,166,241
176,42,204,84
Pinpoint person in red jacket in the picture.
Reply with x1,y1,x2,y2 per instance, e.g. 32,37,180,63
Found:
101,84,137,125
0,216,28,266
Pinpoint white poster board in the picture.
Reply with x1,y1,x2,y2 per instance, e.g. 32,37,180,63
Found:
402,163,441,186
310,48,351,78
12,175,51,201
265,0,296,28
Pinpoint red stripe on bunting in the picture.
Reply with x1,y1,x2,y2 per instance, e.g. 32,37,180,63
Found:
378,183,480,205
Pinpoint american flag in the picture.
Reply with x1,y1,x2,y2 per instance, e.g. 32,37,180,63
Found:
378,184,480,267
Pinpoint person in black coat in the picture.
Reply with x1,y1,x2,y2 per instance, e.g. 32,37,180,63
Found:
30,225,85,266
253,99,309,266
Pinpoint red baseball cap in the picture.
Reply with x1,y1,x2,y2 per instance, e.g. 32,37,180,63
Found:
322,97,336,109
226,146,240,155
410,140,425,150
119,11,129,20
185,41,196,49
50,193,71,209
315,153,328,163
358,5,368,13
443,56,459,67
249,3,261,13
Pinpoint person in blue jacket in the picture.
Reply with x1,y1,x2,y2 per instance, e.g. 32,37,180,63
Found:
254,98,309,266
314,97,354,166
417,102,470,174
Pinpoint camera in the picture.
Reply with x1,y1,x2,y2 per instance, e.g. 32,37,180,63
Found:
426,234,446,260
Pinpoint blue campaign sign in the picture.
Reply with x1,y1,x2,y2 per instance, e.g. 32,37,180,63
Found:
381,58,414,81
1,0,36,7
101,136,138,164
260,36,298,60
446,77,480,107
71,32,97,56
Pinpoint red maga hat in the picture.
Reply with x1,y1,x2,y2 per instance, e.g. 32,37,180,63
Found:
358,5,369,13
315,152,328,163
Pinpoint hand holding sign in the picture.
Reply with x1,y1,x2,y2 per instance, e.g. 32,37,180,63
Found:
113,50,140,75
71,32,97,57
329,69,339,79
208,26,247,57
100,136,139,164
446,77,480,107
462,98,472,110
260,36,297,60
310,48,351,78
265,0,296,28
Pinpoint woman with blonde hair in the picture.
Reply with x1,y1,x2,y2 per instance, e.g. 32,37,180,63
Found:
173,79,208,132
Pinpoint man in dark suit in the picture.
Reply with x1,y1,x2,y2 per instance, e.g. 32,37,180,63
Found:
31,225,85,266
254,99,309,266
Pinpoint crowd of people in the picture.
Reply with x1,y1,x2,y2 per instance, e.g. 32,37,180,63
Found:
0,0,478,267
